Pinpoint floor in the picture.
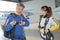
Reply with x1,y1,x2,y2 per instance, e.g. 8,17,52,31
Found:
0,23,60,40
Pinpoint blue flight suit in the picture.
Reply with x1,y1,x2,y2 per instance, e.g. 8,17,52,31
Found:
4,13,30,40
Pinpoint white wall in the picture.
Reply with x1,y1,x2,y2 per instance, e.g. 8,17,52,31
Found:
23,0,55,14
23,0,55,23
53,7,60,20
0,1,17,11
0,0,56,23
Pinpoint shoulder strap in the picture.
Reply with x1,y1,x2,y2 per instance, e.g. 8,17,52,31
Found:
10,13,17,18
38,15,49,29
38,15,42,28
3,13,17,28
44,18,49,26
44,18,49,29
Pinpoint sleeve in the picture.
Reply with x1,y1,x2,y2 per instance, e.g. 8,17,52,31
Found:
49,17,59,31
22,15,30,27
4,14,14,31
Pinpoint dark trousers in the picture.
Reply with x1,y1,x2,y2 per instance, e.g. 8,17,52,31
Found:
12,37,26,40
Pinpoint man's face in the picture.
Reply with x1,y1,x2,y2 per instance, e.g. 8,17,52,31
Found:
16,6,24,13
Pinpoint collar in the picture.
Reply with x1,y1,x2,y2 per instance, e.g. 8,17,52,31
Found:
14,11,21,15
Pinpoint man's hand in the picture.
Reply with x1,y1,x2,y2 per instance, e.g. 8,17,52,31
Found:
19,21,25,26
10,20,16,26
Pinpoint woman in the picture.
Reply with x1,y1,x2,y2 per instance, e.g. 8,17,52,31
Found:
38,6,59,40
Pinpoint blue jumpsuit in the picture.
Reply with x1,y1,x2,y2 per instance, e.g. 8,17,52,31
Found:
4,13,30,40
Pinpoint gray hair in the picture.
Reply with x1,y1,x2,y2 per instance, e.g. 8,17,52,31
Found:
17,3,25,8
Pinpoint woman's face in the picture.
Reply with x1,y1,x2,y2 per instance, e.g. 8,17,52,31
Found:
41,9,47,16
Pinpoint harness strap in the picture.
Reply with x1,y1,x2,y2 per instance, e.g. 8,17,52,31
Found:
38,15,49,39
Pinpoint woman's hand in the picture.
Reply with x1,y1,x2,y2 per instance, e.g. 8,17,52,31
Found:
44,29,49,33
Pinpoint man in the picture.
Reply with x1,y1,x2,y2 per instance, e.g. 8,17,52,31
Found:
4,3,30,40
